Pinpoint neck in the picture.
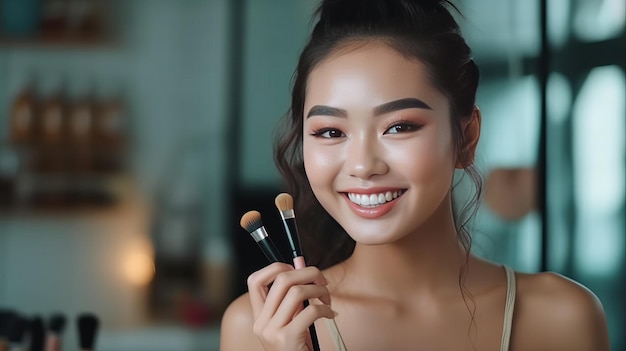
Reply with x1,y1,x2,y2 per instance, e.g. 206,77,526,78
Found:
341,193,469,299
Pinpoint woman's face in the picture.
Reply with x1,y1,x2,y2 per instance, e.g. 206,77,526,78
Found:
302,41,457,245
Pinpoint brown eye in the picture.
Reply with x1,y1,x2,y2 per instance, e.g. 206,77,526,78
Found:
384,122,421,134
312,128,345,138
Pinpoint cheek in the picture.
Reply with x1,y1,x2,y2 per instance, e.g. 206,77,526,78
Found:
303,141,340,187
389,130,455,181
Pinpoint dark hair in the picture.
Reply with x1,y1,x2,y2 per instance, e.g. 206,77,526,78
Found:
274,0,482,270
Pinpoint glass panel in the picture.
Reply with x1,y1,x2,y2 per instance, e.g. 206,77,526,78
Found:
546,73,573,272
573,0,625,41
548,0,572,48
572,65,625,277
571,65,625,349
471,76,542,272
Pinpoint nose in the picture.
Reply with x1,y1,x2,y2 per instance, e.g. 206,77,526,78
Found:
345,133,389,179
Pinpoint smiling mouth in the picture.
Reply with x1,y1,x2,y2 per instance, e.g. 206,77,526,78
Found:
346,190,406,208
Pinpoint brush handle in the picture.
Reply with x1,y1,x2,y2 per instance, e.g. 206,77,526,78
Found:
303,300,321,351
45,335,60,351
256,237,284,263
281,218,303,258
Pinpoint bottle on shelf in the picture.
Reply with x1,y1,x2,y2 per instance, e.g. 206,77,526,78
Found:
39,74,68,146
38,73,68,178
9,73,39,147
94,80,127,173
67,75,95,176
40,0,69,39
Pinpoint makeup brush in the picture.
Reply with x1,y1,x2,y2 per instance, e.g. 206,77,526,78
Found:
45,314,66,351
274,193,321,351
240,210,284,263
7,314,26,351
77,313,99,351
0,310,16,351
28,317,44,351
274,193,306,268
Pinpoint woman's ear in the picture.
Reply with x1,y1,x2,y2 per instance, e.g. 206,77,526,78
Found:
456,106,481,169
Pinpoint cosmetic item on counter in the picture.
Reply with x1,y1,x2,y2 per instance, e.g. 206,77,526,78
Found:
44,314,65,351
0,310,17,351
7,314,27,351
28,317,44,351
76,313,99,351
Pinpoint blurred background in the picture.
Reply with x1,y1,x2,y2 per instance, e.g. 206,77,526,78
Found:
0,0,623,350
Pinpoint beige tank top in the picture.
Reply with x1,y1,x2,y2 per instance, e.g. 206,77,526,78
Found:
324,265,517,351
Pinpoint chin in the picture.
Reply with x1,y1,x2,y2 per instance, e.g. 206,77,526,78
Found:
340,221,413,246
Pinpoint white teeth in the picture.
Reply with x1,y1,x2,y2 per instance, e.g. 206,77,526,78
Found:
361,194,370,206
346,190,404,207
369,194,378,205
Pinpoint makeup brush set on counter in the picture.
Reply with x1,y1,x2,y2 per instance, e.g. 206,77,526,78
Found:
0,310,99,351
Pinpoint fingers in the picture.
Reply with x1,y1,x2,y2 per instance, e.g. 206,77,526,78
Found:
268,284,331,328
247,262,294,317
287,303,336,334
247,263,335,350
264,266,329,312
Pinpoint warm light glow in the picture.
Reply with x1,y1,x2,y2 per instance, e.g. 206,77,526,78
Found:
122,246,155,286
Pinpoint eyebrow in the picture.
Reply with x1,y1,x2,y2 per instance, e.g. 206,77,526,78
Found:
306,98,432,118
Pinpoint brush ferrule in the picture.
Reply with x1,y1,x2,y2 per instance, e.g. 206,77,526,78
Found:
250,226,269,242
279,209,295,220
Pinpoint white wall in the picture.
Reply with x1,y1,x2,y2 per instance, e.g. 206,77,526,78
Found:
239,0,318,186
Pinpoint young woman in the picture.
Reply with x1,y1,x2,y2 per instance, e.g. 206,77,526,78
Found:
220,0,610,350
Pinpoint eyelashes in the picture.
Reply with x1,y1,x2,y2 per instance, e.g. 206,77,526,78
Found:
383,120,423,134
310,128,345,138
309,120,423,139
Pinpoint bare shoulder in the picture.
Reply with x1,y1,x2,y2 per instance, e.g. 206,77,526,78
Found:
513,271,610,351
220,292,263,350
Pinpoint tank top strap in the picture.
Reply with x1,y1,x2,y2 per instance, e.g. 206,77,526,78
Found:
500,265,517,351
325,318,348,351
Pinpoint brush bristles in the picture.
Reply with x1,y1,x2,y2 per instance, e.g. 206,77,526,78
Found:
274,193,294,211
49,314,66,334
7,314,26,343
30,316,45,351
77,313,99,350
240,210,263,233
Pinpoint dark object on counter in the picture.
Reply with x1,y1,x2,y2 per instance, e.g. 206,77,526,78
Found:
46,313,67,351
7,314,27,348
0,310,17,346
29,316,45,351
48,314,66,336
77,313,99,351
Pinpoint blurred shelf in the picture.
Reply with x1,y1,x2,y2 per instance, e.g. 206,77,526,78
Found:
0,173,138,219
0,34,117,50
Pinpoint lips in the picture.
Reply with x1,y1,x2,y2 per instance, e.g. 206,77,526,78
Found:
342,189,406,219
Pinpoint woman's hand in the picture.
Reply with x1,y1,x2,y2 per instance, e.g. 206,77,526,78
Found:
247,262,336,351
